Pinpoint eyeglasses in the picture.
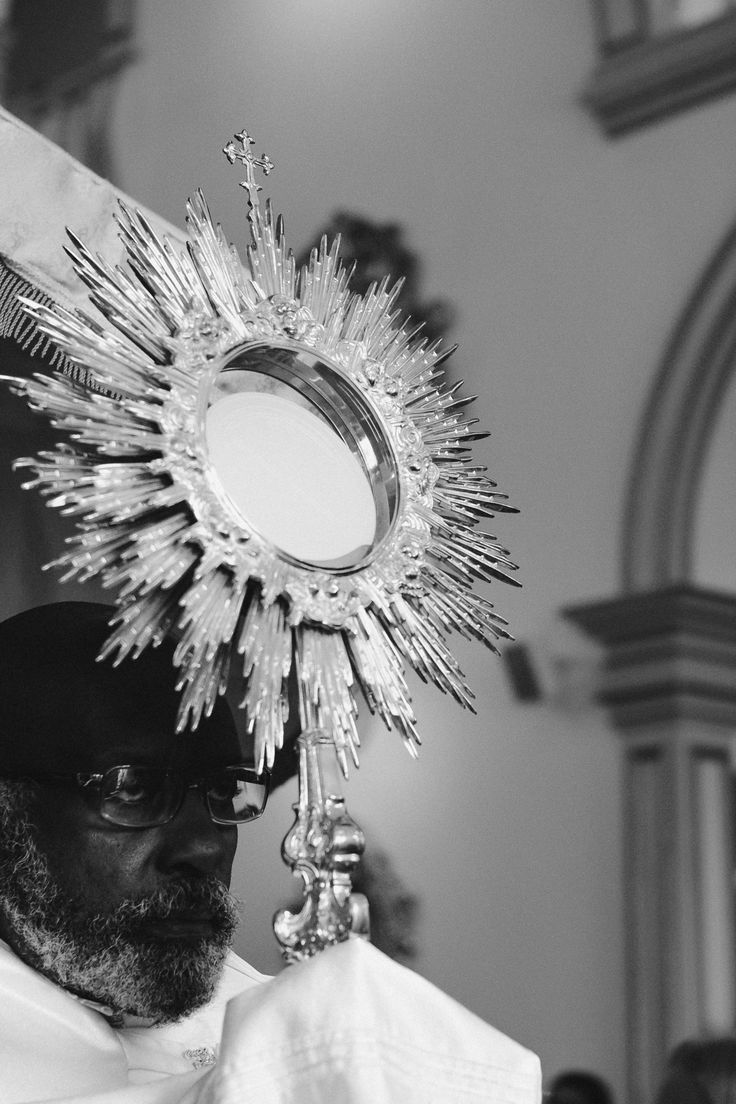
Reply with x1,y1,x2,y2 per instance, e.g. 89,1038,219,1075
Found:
19,764,270,828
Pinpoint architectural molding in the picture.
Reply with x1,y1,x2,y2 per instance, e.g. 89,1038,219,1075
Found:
621,215,736,592
566,584,736,726
584,10,736,136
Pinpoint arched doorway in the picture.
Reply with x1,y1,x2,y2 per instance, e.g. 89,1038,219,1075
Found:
567,218,736,1104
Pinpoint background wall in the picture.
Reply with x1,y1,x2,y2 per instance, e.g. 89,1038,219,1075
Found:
106,1,736,1096
695,372,736,591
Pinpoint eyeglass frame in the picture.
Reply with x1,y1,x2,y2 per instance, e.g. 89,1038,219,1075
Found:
3,763,271,828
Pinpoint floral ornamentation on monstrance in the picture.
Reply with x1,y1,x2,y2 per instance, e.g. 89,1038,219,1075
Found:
3,130,519,958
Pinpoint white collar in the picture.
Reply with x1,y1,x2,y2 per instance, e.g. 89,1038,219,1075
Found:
67,990,158,1029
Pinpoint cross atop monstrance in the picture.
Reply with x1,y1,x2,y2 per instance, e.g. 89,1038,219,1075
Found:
222,130,274,206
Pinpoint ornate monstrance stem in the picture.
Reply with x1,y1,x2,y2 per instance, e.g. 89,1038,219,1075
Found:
273,729,369,962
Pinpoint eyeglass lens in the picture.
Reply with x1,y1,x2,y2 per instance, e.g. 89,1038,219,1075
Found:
99,766,268,827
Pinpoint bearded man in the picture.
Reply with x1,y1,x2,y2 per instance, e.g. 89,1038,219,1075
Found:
0,600,273,1100
0,601,541,1104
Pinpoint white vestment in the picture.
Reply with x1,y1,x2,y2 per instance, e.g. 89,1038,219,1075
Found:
0,936,541,1104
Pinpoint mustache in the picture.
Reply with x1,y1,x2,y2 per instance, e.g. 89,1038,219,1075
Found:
87,877,241,939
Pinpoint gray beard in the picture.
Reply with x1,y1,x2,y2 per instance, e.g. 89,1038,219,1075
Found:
0,786,240,1024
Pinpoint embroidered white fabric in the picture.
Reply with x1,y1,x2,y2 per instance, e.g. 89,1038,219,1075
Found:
0,936,540,1104
0,106,183,315
205,938,541,1104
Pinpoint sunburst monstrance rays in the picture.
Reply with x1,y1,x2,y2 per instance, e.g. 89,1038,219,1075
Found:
9,133,519,775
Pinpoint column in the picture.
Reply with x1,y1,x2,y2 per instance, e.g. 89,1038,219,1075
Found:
565,584,736,1104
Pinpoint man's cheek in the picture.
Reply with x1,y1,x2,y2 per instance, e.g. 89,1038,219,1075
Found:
54,842,150,910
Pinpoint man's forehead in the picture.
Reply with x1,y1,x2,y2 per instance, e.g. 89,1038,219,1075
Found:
76,699,246,771
80,695,246,771
0,601,244,773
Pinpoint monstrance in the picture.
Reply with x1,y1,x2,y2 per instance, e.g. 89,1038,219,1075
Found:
2,131,519,960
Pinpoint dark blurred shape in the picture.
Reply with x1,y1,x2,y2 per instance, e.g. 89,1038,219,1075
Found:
548,1069,615,1104
0,0,137,180
655,1037,736,1104
351,845,419,964
503,642,543,703
296,211,454,349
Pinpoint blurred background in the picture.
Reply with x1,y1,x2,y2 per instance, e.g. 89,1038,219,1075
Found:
2,3,736,1103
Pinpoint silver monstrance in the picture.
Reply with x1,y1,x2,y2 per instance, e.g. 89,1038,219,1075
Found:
3,130,519,960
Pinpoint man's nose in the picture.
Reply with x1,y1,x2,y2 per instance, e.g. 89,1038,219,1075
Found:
155,788,237,879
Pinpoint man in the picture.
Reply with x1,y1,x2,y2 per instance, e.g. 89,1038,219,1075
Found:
0,600,272,1099
0,600,541,1104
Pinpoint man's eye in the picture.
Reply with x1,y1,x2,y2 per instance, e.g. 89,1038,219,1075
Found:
111,781,149,804
107,770,154,805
